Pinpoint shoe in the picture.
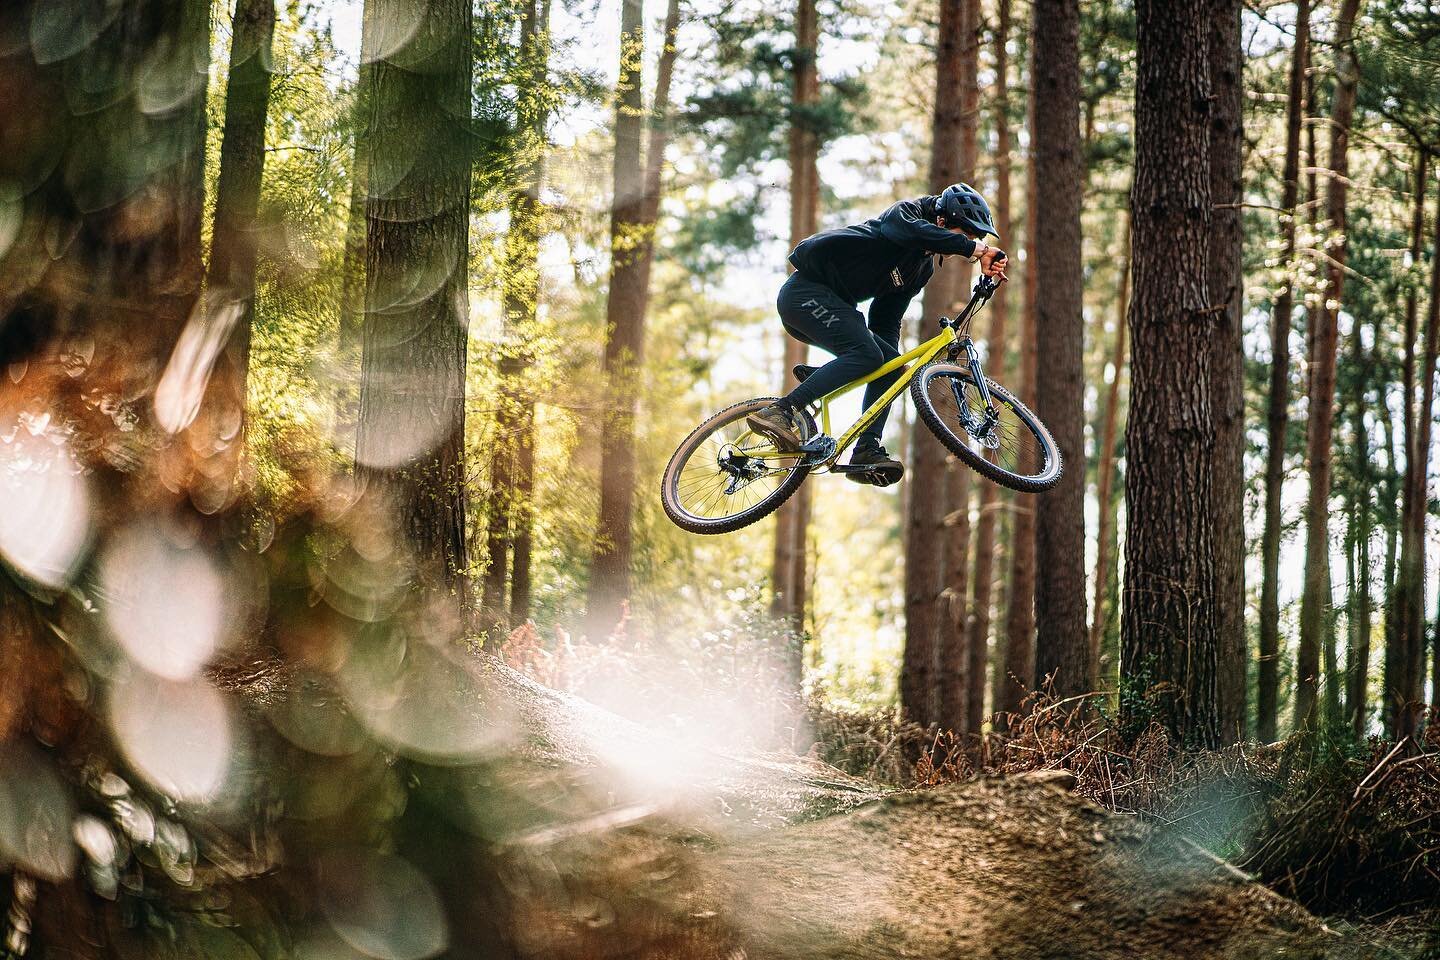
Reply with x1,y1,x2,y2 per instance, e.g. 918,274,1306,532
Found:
845,441,904,486
792,364,819,384
746,403,804,449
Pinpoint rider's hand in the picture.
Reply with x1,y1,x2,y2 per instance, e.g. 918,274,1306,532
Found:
978,244,1008,282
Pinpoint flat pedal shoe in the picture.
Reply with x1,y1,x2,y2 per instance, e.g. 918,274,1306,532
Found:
841,445,904,486
745,404,804,449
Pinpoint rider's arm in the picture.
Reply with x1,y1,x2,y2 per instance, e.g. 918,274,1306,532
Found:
878,200,979,257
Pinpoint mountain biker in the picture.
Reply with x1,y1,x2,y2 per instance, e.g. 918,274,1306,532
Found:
747,182,1008,486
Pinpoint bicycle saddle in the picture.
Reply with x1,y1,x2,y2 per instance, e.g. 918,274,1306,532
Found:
792,364,819,383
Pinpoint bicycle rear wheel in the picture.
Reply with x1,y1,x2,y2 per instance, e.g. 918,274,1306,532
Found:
661,398,815,535
911,362,1062,493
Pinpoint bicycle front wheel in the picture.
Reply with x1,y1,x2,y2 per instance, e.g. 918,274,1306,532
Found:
911,362,1062,493
660,398,815,535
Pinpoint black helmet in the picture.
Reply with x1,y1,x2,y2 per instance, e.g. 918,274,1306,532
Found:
937,182,999,240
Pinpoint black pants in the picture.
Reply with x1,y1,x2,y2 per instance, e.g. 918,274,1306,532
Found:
777,272,903,447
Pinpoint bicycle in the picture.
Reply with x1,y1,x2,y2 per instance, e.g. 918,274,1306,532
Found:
661,274,1062,535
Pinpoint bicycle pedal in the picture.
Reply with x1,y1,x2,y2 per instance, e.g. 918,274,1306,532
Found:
798,433,836,466
835,463,903,486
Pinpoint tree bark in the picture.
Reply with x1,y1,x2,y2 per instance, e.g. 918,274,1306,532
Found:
1388,174,1440,738
1258,0,1309,744
903,0,969,729
971,0,1013,731
485,0,555,630
1343,306,1373,733
771,0,820,663
1031,0,1089,701
586,0,650,635
1296,0,1361,731
355,0,474,611
337,2,374,460
1208,0,1246,745
194,0,275,503
1121,0,1221,749
937,0,982,737
996,57,1041,724
1089,212,1130,690
1383,147,1431,739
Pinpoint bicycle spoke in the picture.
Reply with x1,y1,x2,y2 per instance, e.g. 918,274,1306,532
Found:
668,405,808,524
924,370,1050,482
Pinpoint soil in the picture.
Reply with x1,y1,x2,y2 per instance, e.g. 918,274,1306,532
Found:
223,655,1420,959
466,663,1396,959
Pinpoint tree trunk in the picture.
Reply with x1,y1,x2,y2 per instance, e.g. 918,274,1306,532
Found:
1258,0,1309,744
355,0,473,610
337,2,374,460
1208,0,1245,744
1344,307,1373,733
1389,176,1440,738
1031,0,1089,701
996,60,1041,724
1121,0,1221,749
1089,212,1130,690
772,0,820,665
192,0,275,505
585,0,681,640
1382,394,1399,609
586,0,650,636
903,0,969,728
1384,147,1431,739
937,0,982,737
484,0,555,630
1296,0,1361,731
971,0,1013,731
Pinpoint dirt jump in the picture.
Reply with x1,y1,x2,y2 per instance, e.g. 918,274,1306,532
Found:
463,663,1360,959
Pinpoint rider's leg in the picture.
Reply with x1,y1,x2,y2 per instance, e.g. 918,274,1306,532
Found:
855,309,903,449
775,275,885,414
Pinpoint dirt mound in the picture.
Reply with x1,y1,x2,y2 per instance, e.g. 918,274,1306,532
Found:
499,769,1349,959
231,657,1371,958
486,678,1354,960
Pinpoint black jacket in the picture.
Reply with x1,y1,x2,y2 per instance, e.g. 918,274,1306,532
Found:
787,197,979,330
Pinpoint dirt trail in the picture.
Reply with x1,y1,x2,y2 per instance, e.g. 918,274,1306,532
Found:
474,663,1357,959
226,657,1376,958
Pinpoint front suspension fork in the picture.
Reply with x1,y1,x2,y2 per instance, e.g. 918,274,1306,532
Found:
950,336,998,435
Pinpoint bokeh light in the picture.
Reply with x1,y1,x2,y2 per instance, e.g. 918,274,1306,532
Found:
0,437,91,589
99,523,225,680
153,297,245,435
107,670,234,804
335,624,503,763
319,849,448,960
0,744,77,882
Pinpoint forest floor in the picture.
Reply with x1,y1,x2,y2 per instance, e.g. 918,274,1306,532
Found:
227,653,1434,958
453,661,1438,958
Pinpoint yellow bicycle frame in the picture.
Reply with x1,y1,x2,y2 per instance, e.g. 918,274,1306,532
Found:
749,324,958,469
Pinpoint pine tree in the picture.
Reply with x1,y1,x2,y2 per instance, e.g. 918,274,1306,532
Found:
771,0,821,659
1208,0,1246,743
1031,0,1089,701
969,0,1013,731
484,0,555,629
355,0,474,605
1296,0,1363,730
903,0,970,728
1121,0,1221,748
194,0,275,501
1258,0,1310,743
